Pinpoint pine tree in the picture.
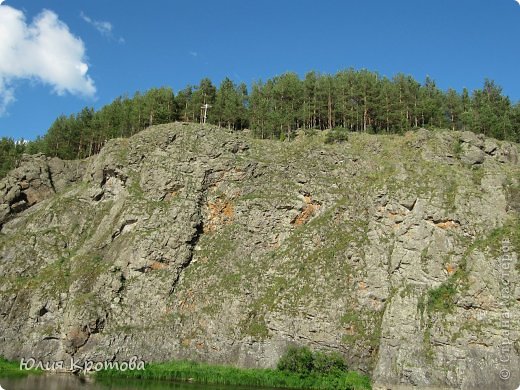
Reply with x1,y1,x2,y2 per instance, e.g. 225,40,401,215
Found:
471,80,511,139
418,76,445,128
316,74,335,130
445,88,463,131
272,72,303,138
357,70,380,132
303,71,319,130
377,78,400,133
176,86,195,122
509,103,520,142
0,137,26,178
249,81,270,138
213,78,243,129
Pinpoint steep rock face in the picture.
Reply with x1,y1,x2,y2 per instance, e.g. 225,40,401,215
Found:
0,123,519,389
0,154,86,228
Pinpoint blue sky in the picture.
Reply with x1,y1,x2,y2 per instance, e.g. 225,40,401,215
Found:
1,0,520,139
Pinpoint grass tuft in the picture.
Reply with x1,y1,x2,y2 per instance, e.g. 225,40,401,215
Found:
0,357,41,378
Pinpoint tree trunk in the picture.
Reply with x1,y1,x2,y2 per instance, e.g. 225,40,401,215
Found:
328,92,333,129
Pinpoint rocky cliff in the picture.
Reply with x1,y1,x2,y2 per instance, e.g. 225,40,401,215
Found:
0,123,519,389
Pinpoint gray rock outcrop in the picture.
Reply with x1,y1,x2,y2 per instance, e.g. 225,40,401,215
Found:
0,123,519,390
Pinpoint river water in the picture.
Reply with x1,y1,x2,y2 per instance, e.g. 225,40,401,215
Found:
0,374,274,390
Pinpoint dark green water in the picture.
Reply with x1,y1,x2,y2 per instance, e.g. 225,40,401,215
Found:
0,374,276,390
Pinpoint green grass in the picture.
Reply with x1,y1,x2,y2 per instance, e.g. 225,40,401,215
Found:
96,359,371,390
452,139,464,158
426,282,458,313
0,357,40,377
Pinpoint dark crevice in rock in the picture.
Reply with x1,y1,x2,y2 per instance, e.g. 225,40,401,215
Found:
87,317,106,335
45,166,57,194
0,161,64,230
169,171,211,295
402,198,417,211
117,273,127,294
106,272,127,324
160,185,184,201
38,306,49,317
426,218,461,230
101,168,127,187
135,265,149,274
92,190,104,202
0,192,29,231
169,214,204,296
112,219,138,240
10,191,29,213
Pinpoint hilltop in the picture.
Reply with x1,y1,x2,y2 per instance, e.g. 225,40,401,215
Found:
2,70,520,179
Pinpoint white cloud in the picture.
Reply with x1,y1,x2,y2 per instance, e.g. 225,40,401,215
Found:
80,11,124,43
0,5,96,115
0,79,15,116
189,51,198,57
516,0,520,5
80,11,112,36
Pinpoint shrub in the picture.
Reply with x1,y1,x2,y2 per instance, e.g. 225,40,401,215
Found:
277,346,314,375
325,128,349,144
303,128,318,137
312,351,347,375
277,346,348,376
452,139,464,157
427,282,457,313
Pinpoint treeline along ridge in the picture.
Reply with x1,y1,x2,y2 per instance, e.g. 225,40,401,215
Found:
2,68,520,177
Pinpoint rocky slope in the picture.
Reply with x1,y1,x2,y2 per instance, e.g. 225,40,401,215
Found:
0,123,519,389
